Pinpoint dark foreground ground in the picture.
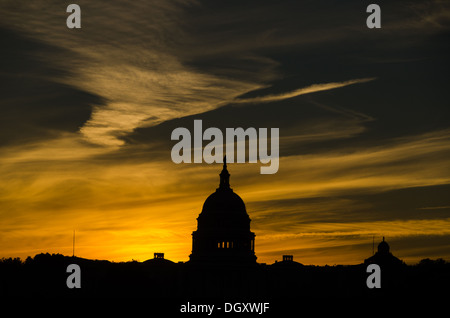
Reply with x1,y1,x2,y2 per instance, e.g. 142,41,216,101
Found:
1,253,449,303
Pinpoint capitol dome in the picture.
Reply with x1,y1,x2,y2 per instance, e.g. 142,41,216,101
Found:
189,157,256,264
202,189,247,215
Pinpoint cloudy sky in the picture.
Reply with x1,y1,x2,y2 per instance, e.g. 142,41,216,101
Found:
1,0,449,265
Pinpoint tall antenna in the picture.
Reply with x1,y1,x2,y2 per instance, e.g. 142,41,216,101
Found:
73,229,75,257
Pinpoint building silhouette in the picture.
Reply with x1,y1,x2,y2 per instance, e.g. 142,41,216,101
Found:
364,237,404,268
189,157,257,264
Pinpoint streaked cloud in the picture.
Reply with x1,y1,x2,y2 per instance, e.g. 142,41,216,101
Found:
418,206,450,210
78,66,260,146
0,1,378,148
234,78,377,104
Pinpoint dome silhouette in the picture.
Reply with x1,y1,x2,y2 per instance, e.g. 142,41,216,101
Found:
202,190,247,215
364,237,404,268
189,157,256,264
378,236,390,254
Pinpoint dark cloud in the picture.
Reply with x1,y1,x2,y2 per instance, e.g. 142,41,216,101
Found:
122,0,450,161
249,184,450,227
0,27,102,147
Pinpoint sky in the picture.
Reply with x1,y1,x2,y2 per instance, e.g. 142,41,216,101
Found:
0,0,449,265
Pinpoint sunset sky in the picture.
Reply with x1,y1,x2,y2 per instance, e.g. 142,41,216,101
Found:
1,0,449,265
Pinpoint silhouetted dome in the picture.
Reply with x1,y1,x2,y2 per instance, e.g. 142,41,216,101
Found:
196,158,251,231
189,157,256,264
202,189,247,215
365,237,404,268
378,237,390,254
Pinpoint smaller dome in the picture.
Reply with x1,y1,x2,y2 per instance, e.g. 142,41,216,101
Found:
378,237,390,254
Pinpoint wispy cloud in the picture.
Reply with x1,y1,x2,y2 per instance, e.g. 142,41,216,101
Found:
239,129,450,204
0,1,379,148
77,65,260,146
0,0,268,147
418,206,450,210
234,78,377,104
